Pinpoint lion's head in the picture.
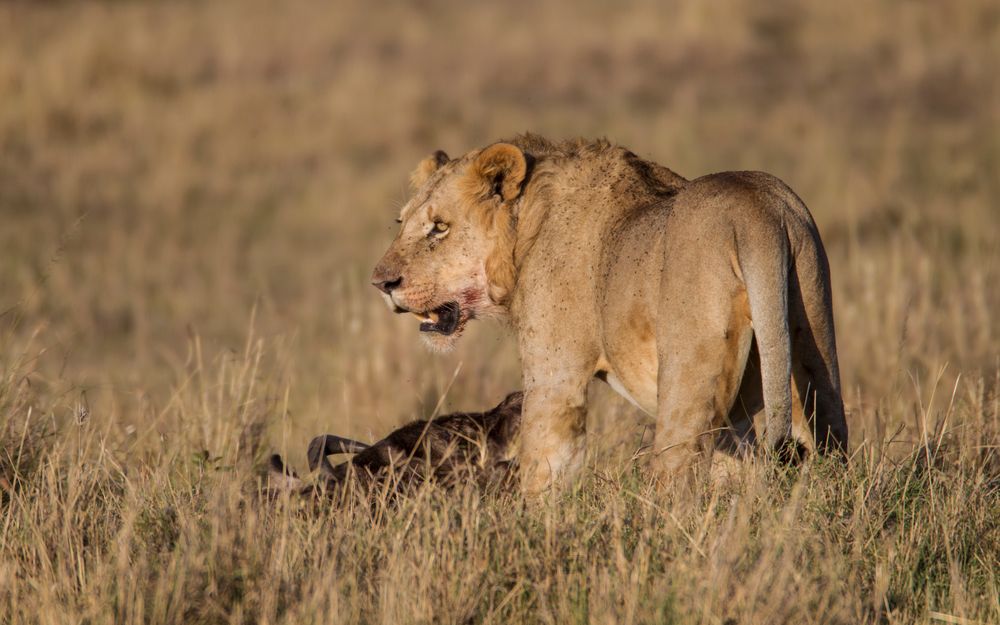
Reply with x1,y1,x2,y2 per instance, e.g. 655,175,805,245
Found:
371,143,529,351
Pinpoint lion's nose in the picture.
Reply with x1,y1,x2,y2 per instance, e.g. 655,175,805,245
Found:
372,275,403,294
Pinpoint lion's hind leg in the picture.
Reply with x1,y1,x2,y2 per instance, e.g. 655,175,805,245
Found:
654,260,754,482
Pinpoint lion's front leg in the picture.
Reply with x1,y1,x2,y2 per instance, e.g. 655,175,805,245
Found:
518,381,589,495
512,274,600,495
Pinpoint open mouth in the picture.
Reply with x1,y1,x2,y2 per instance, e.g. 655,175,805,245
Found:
394,301,462,335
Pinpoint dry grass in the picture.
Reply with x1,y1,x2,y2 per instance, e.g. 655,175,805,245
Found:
1,0,998,623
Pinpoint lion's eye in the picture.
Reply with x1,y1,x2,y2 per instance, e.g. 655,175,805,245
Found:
430,221,449,236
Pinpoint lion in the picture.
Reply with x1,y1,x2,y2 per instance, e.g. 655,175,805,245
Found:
372,134,848,493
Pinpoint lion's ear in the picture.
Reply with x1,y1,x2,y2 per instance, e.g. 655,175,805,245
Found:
409,150,450,190
469,143,527,202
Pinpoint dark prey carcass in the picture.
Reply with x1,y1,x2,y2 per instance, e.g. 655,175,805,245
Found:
268,391,522,497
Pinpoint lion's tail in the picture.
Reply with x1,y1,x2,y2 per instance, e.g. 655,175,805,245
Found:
742,230,794,451
787,224,848,455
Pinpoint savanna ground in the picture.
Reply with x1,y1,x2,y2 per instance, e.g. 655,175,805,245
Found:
1,1,998,623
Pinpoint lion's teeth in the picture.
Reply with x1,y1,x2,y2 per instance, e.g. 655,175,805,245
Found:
428,311,440,323
412,312,434,323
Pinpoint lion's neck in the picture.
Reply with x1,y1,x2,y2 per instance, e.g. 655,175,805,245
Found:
511,154,682,269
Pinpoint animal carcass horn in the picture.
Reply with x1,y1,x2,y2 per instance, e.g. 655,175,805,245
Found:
307,434,371,477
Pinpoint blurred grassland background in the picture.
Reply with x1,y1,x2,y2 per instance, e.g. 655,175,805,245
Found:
0,1,998,623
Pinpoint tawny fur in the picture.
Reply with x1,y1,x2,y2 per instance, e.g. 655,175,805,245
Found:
373,134,848,493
